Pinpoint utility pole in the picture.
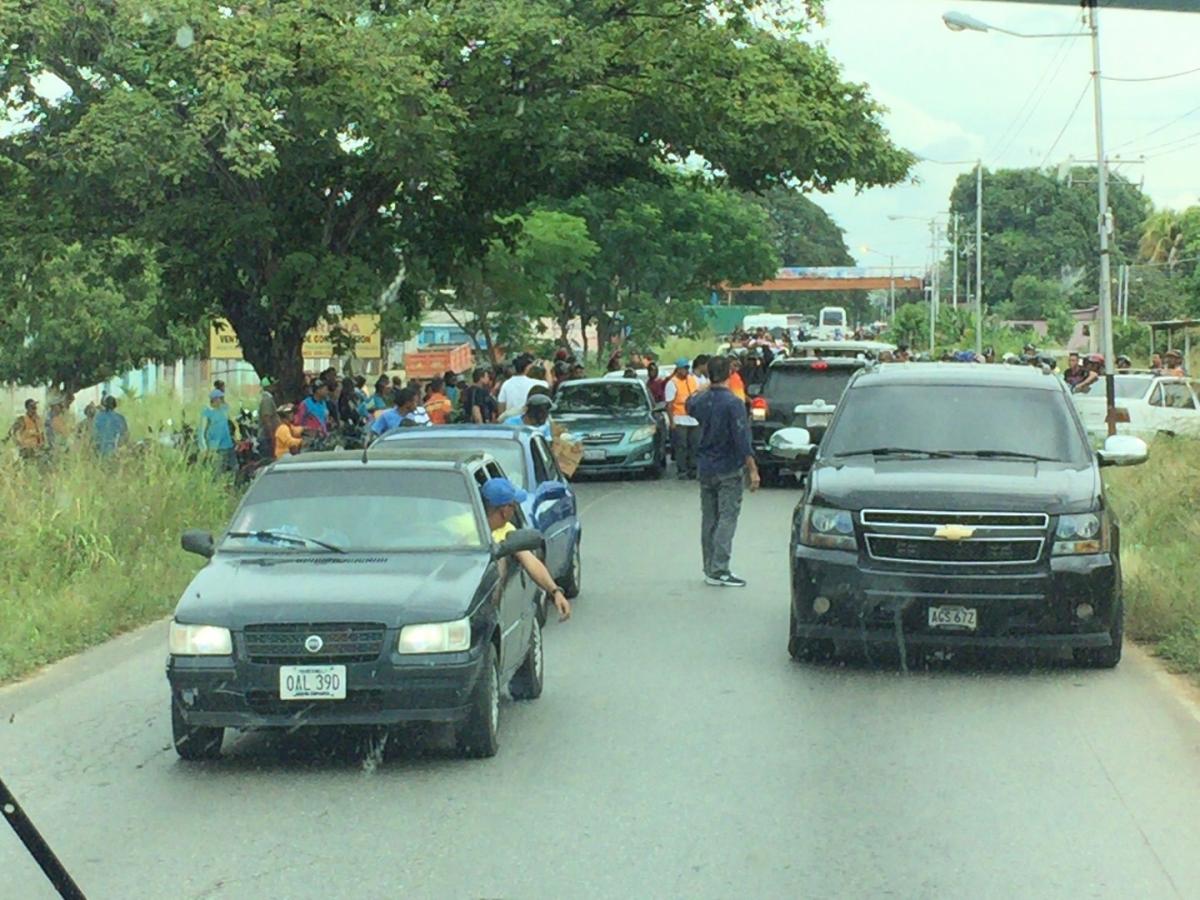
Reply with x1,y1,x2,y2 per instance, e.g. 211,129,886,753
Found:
951,214,960,309
975,161,984,357
1086,0,1116,436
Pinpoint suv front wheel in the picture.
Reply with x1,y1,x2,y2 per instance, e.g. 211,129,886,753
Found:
1074,601,1123,669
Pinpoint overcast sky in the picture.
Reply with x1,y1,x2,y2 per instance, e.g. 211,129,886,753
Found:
809,0,1200,271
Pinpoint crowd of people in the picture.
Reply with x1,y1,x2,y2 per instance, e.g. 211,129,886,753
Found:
5,392,129,461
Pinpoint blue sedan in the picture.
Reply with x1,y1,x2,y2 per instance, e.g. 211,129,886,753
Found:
379,425,582,612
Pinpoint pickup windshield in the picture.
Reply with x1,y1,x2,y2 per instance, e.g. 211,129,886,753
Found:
825,384,1088,465
225,469,484,551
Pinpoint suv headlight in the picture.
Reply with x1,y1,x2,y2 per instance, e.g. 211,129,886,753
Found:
169,623,233,656
630,425,657,443
799,505,856,551
1053,512,1108,555
397,617,471,654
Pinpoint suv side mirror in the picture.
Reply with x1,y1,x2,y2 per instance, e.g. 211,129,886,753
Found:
493,527,545,559
181,529,215,558
769,427,816,461
1097,434,1148,468
533,481,568,505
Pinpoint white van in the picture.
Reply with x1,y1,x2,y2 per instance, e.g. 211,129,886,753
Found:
814,306,848,340
742,313,790,333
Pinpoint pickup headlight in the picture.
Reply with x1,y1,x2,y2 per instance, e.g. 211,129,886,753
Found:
1053,512,1108,555
397,617,471,654
799,505,857,551
630,425,657,443
168,622,233,656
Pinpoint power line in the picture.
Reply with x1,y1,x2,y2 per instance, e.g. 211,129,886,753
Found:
1129,127,1200,157
1039,80,1092,169
990,22,1080,164
1103,65,1200,84
1110,102,1200,152
1141,137,1200,162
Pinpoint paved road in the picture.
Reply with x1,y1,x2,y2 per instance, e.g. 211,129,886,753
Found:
4,478,1200,899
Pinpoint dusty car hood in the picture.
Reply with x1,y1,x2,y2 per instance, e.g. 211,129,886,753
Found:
809,457,1099,515
173,551,494,629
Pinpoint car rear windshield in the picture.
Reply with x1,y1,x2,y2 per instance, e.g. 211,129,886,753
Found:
556,382,647,413
763,367,857,407
381,438,527,488
1113,376,1154,399
225,469,484,551
825,384,1088,464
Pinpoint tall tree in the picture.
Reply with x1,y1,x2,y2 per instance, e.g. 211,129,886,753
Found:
2,1,912,394
948,166,1152,311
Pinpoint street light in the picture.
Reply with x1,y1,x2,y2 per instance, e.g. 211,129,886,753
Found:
944,3,1116,434
859,246,896,320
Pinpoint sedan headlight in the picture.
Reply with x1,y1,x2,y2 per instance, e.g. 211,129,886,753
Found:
397,617,471,654
1053,512,1108,555
799,505,857,551
168,622,233,656
630,425,657,443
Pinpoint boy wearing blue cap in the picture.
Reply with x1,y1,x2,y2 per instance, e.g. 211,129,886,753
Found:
481,478,571,621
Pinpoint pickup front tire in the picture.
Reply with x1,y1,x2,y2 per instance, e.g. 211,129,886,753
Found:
456,643,500,758
509,617,544,700
171,698,224,761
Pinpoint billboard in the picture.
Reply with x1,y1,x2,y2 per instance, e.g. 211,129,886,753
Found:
209,315,382,360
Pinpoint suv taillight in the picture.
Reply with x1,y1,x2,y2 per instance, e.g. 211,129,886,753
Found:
751,396,768,421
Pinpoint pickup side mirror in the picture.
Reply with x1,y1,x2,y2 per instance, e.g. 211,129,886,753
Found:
1097,434,1148,468
533,481,569,506
769,427,816,461
492,527,545,559
181,529,216,559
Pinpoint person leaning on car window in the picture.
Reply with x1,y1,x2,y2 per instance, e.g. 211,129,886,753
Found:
481,477,571,621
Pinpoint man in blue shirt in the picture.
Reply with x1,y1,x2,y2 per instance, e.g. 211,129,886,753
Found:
686,356,760,588
502,390,553,439
199,389,237,473
92,396,129,456
370,385,431,438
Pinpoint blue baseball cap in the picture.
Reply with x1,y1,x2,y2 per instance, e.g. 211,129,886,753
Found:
481,477,528,507
675,358,690,369
209,389,225,401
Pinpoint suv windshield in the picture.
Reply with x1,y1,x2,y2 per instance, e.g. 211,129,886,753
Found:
225,469,483,551
825,384,1088,464
764,367,857,407
556,383,647,413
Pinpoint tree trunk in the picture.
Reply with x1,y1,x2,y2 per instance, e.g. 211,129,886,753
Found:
226,295,308,400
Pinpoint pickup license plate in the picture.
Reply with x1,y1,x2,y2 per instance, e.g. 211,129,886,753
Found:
806,413,832,428
279,665,346,700
928,606,978,631
583,448,606,461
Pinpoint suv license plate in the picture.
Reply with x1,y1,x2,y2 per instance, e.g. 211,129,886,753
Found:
280,665,346,700
806,413,832,427
928,606,978,630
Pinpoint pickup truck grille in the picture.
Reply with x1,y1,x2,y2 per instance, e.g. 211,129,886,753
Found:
861,510,1049,567
242,622,387,664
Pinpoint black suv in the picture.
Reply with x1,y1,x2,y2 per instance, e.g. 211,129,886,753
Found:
770,363,1149,668
749,357,867,483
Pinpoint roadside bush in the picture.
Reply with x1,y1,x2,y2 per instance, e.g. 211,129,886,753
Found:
0,442,234,682
1105,437,1200,676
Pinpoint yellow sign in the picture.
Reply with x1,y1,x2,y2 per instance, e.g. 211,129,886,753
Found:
933,524,977,541
209,315,382,360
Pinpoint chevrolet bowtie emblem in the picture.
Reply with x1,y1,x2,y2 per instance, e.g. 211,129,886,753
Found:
934,524,976,541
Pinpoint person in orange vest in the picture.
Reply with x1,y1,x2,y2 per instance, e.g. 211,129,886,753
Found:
424,377,454,425
664,358,702,479
727,355,747,402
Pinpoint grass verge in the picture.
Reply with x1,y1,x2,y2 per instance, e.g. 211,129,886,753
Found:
1105,437,1200,678
0,440,235,683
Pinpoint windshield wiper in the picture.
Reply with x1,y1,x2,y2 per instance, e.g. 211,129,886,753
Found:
942,449,1060,462
226,530,345,553
834,447,956,459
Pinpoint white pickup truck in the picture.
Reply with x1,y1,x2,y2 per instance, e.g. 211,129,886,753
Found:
1072,373,1200,439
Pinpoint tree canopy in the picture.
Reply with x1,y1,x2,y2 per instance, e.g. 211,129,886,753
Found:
1,0,912,393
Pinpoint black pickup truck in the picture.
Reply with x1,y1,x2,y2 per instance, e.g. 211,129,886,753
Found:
749,357,867,484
